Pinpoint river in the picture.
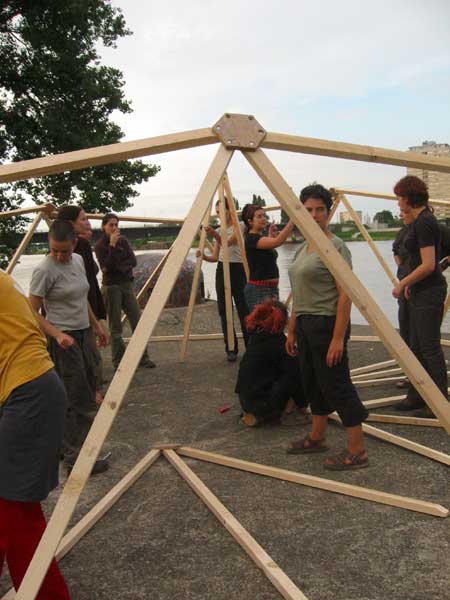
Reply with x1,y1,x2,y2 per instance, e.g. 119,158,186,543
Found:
10,240,450,332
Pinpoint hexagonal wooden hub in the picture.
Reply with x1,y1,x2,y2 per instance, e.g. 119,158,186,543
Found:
213,113,266,150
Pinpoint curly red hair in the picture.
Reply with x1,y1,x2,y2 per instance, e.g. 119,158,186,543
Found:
245,299,288,335
393,176,429,208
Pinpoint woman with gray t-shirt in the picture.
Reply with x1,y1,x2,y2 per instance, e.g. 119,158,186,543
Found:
285,184,369,471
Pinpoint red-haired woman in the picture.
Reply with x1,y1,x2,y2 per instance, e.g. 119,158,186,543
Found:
392,175,448,416
241,204,293,312
235,300,307,427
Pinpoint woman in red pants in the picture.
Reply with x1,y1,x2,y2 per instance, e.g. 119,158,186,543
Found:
0,270,71,599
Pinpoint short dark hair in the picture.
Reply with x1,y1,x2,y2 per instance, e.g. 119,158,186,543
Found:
299,184,333,212
102,212,119,227
49,219,76,242
393,176,429,208
57,204,82,222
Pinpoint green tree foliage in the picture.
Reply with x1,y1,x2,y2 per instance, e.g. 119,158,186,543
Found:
374,210,396,226
252,193,266,207
0,1,160,255
280,209,289,224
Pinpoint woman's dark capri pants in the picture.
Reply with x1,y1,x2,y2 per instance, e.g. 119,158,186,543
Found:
296,315,368,427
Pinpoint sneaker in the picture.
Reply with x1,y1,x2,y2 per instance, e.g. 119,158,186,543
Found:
139,358,156,369
240,412,258,427
226,351,238,363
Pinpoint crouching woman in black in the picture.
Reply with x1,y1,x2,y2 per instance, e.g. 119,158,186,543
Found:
392,175,448,416
235,300,307,427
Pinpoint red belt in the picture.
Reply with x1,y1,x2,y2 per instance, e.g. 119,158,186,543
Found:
248,279,279,288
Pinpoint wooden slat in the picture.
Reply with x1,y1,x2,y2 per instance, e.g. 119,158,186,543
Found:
365,414,442,428
353,376,406,388
5,212,43,274
164,450,309,600
335,188,450,207
243,149,450,433
223,174,249,279
351,359,397,375
14,145,233,600
0,206,44,219
363,395,405,409
339,193,397,285
179,203,212,361
0,128,218,184
329,414,450,466
218,184,235,352
86,213,184,224
352,367,403,380
262,132,450,173
177,447,449,518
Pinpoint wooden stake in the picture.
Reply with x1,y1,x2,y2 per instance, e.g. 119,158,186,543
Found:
243,148,450,433
339,193,397,285
5,211,44,274
177,447,448,518
351,359,397,376
222,173,250,279
218,184,236,352
14,145,234,600
365,414,442,428
179,202,213,362
163,450,309,600
328,415,450,466
262,132,450,173
0,129,218,184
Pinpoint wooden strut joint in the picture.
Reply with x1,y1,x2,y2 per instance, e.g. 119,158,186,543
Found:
261,132,450,173
121,247,173,325
328,414,450,466
339,193,397,285
177,447,448,518
5,211,44,274
14,145,234,600
0,128,218,184
1,449,161,600
222,173,250,279
163,450,309,600
218,184,235,352
179,202,213,362
213,113,267,151
242,148,450,433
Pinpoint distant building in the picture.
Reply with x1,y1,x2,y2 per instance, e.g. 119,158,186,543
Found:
408,141,450,219
339,210,362,224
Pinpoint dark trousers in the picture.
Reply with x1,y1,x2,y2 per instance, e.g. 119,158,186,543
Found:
0,499,70,599
296,315,368,428
398,291,410,344
244,283,279,314
102,281,149,367
216,262,249,354
406,286,448,406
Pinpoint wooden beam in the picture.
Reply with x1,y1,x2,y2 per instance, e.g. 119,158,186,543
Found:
327,196,341,224
0,128,218,184
0,205,45,219
243,148,450,433
335,188,450,208
123,333,246,343
363,395,405,409
351,359,397,375
353,376,406,388
218,184,235,352
365,414,442,428
352,367,403,380
223,173,250,279
329,414,450,466
86,213,184,225
14,144,234,600
177,447,449,518
444,291,450,318
350,335,381,342
262,132,450,173
339,193,397,285
163,450,310,600
179,203,213,362
5,212,43,274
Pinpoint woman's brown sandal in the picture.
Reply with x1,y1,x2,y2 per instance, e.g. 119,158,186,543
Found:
323,450,369,471
286,434,328,454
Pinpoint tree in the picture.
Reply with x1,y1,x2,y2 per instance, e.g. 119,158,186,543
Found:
280,209,289,224
252,194,266,207
0,1,160,255
374,210,396,227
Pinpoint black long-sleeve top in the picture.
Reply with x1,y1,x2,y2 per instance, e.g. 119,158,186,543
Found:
94,234,137,286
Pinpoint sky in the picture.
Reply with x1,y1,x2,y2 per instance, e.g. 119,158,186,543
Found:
97,0,450,223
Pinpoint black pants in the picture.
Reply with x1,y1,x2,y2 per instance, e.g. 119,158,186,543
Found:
398,291,410,345
296,315,368,427
216,261,249,354
406,286,448,406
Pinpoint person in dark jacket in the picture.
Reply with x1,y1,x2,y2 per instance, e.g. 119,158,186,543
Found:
235,300,307,427
95,213,155,371
392,176,448,417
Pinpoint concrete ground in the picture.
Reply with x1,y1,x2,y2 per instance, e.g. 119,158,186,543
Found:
2,301,449,600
